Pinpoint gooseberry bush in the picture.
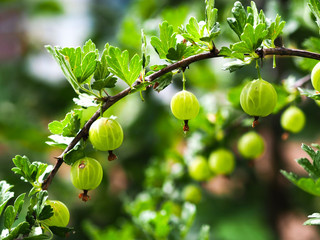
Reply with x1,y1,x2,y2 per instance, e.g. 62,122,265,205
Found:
3,0,320,239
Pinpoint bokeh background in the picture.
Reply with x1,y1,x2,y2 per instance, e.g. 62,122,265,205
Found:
1,0,320,239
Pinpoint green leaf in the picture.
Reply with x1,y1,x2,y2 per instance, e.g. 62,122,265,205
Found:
73,94,98,108
46,45,80,94
49,226,74,238
198,225,210,240
308,0,320,33
153,72,173,92
304,213,320,225
35,191,52,220
4,205,15,230
227,1,248,39
297,157,320,178
265,15,285,48
281,170,320,196
63,142,86,165
48,110,80,137
12,156,50,189
46,135,74,149
2,221,30,240
14,193,25,216
222,58,253,72
166,43,189,61
205,0,216,31
150,21,177,59
107,46,142,87
0,181,14,216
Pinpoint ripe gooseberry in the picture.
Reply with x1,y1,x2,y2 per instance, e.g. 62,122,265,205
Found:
237,131,265,159
42,200,70,227
188,156,211,181
170,90,200,131
70,157,103,202
311,62,320,91
240,79,277,126
182,184,202,204
89,117,124,161
208,149,235,175
280,106,306,133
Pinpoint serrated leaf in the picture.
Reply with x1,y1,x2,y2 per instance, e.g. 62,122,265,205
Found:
0,181,14,216
35,191,51,220
166,44,188,61
308,0,320,33
154,72,173,92
297,157,320,178
281,170,320,196
4,205,15,230
265,15,285,48
46,45,80,94
227,1,247,39
2,221,30,240
107,46,142,87
48,110,80,137
150,21,177,59
79,52,97,83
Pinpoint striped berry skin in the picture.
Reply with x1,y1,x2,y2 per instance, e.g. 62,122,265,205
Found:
170,90,200,121
70,157,103,191
240,79,277,117
42,200,70,227
311,62,320,91
89,117,124,151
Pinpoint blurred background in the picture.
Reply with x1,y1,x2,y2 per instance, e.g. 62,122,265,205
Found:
1,0,320,239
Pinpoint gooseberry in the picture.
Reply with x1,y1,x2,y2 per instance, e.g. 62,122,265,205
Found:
208,149,235,175
42,200,70,227
280,106,306,133
89,117,124,160
240,79,277,120
311,62,320,91
237,131,265,159
70,157,103,202
170,90,200,131
182,184,202,204
188,156,211,181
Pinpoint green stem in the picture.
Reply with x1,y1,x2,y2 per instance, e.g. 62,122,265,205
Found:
182,71,186,90
256,60,262,80
273,55,276,68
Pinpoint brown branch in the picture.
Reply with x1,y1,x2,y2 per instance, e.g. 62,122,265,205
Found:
256,47,320,60
42,46,320,190
41,50,221,190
